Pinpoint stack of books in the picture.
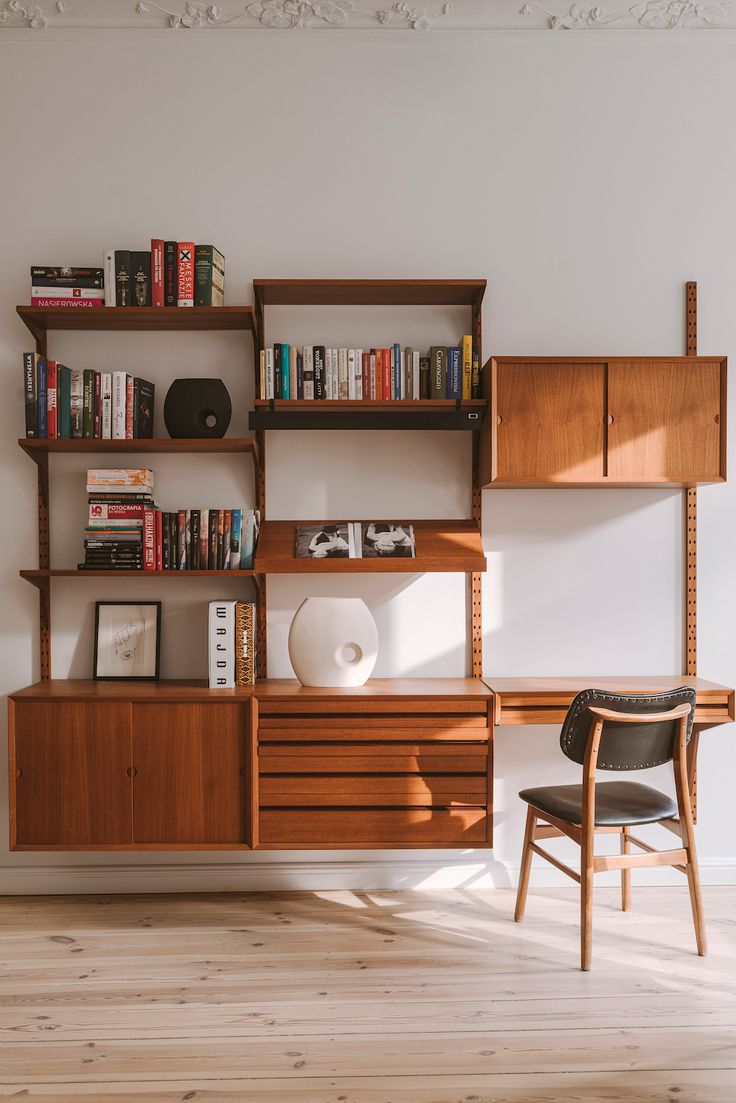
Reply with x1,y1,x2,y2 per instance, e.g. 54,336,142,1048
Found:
22,354,154,440
208,600,257,688
258,337,480,401
82,469,155,571
30,266,104,309
103,242,225,307
79,469,260,572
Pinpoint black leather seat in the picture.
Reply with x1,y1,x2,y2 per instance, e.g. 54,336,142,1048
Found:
519,780,678,826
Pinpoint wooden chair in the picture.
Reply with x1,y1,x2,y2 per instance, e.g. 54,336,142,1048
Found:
513,687,706,970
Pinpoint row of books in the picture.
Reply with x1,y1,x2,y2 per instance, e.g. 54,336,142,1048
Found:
22,354,154,439
81,469,259,571
258,339,480,401
296,522,416,560
208,601,256,688
29,246,224,309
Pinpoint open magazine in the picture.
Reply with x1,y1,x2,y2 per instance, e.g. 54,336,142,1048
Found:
295,522,415,560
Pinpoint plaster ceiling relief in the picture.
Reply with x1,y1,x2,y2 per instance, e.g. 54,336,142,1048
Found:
1,0,735,31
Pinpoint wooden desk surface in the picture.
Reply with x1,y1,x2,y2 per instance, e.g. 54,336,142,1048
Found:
254,678,491,701
484,676,734,727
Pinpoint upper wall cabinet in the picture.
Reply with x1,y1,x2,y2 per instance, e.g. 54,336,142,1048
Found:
481,356,726,488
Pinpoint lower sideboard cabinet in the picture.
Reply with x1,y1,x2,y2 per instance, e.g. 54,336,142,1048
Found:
8,693,254,850
255,683,494,849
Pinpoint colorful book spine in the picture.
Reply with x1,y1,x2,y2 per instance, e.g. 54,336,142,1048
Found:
177,242,195,307
190,510,200,570
303,346,314,400
429,346,446,400
93,371,102,438
194,245,225,307
130,251,151,308
460,335,472,400
354,348,363,401
82,368,95,439
125,375,134,439
114,250,131,307
31,286,104,301
313,346,325,400
217,509,225,569
151,239,164,308
281,343,291,400
362,352,370,400
178,509,187,569
70,369,83,437
58,365,71,439
265,347,275,400
222,510,231,570
143,508,156,571
200,508,209,569
338,348,349,400
31,297,103,308
296,349,303,399
23,353,37,438
46,360,57,439
447,346,461,400
208,510,218,569
472,349,481,399
235,601,256,686
229,509,242,569
289,345,297,400
101,373,112,439
155,510,163,571
164,241,177,307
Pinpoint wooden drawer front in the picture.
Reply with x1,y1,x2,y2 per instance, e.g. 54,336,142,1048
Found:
261,808,487,847
261,775,487,807
259,713,489,743
260,744,488,773
259,701,488,716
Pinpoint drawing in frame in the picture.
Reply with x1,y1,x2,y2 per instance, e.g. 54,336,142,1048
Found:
93,601,161,681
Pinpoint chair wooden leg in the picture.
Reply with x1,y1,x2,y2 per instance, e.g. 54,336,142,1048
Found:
621,828,631,912
514,806,536,923
580,855,593,971
674,731,707,957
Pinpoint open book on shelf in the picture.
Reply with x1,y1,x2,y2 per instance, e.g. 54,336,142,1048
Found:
295,522,415,560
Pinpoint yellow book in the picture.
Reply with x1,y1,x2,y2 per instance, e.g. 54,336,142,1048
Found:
259,348,266,400
460,334,472,400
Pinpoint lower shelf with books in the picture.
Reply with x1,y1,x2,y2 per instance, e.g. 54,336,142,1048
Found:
250,399,487,432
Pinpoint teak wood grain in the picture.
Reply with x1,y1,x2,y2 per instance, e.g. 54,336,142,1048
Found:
483,355,727,488
252,278,486,308
10,701,132,848
259,807,488,847
259,747,488,772
260,775,487,807
131,704,248,846
253,520,486,574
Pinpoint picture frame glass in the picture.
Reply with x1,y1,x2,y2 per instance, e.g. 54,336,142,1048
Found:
94,603,160,680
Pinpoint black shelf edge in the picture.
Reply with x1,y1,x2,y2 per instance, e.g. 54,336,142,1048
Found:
249,409,485,432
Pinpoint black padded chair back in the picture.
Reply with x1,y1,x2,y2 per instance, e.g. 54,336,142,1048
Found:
559,687,696,770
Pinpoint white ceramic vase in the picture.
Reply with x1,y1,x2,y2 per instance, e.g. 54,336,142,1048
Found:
288,597,378,687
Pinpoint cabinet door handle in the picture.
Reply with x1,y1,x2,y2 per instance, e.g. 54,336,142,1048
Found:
607,414,614,425
15,767,22,779
496,414,503,425
126,766,137,779
240,767,246,777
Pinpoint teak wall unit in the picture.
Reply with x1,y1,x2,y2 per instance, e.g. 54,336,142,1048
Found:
9,281,733,854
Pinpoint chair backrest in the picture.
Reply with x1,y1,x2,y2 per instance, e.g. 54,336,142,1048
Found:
559,687,696,770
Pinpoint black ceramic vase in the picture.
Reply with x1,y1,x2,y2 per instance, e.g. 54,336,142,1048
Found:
164,378,232,438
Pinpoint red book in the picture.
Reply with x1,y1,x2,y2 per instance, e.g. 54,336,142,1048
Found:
143,508,156,571
89,503,147,521
382,349,391,400
125,375,134,439
177,242,195,307
154,509,163,571
151,239,164,308
31,297,103,308
46,360,57,439
362,352,370,400
372,349,381,400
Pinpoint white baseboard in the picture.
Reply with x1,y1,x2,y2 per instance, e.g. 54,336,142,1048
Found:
1,856,735,895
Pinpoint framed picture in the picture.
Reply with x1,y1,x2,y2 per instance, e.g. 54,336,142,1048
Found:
93,601,161,681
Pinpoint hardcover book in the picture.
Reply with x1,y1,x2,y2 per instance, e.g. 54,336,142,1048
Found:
235,601,256,686
103,249,115,307
194,244,225,307
177,242,195,307
429,346,446,400
131,251,152,308
58,365,71,439
70,369,83,438
134,378,155,438
164,241,177,306
23,352,37,438
46,360,57,440
82,368,95,439
31,266,104,287
208,600,235,688
114,251,131,308
101,373,112,439
151,239,164,308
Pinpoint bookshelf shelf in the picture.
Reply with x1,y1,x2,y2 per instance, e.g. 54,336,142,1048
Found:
20,569,256,589
249,400,486,432
17,305,256,346
18,437,259,460
254,519,486,575
253,279,486,309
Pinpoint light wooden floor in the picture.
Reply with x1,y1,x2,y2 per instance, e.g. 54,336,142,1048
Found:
0,886,735,1102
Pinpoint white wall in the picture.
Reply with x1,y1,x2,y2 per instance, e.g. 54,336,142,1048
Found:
1,29,735,892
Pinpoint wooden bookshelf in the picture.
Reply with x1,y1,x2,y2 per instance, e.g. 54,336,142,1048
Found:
20,569,256,589
253,278,486,309
19,437,259,459
249,399,486,432
17,305,256,351
254,519,486,574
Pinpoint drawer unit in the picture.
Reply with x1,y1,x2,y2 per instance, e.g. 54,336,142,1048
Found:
256,689,493,849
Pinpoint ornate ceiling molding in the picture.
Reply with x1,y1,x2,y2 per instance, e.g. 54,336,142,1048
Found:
2,0,736,31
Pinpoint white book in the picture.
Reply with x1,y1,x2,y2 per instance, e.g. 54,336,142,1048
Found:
208,600,235,689
331,348,339,400
289,345,298,400
303,345,314,400
101,372,112,439
347,349,356,400
400,349,406,399
111,371,127,439
264,347,274,400
31,286,104,300
412,350,420,399
103,248,116,307
354,348,363,401
70,369,83,438
338,348,349,400
325,348,334,400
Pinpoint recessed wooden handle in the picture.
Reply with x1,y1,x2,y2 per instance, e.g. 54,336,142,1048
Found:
16,767,22,779
607,414,614,425
496,415,503,425
240,767,246,777
126,766,137,778
715,414,720,424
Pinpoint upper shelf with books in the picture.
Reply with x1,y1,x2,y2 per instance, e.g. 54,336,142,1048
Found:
253,279,487,309
254,519,486,574
17,305,256,350
18,437,259,461
249,399,487,432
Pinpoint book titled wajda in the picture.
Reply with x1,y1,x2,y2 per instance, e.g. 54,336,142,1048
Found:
208,600,256,688
295,522,415,560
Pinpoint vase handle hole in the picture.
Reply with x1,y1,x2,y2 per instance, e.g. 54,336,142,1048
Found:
338,643,362,666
